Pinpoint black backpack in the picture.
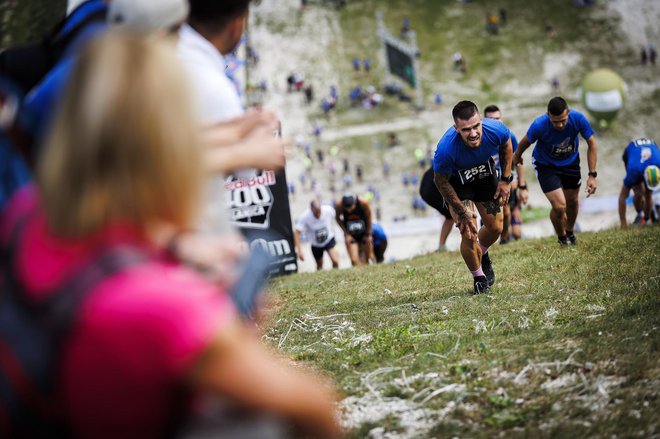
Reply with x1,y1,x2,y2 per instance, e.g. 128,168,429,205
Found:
0,1,107,93
0,212,145,437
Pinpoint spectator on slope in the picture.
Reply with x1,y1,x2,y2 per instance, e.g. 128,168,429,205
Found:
294,199,340,270
551,76,560,94
322,98,332,118
388,131,400,147
415,147,427,168
484,104,528,242
499,8,507,26
304,83,314,104
452,51,464,70
287,72,296,92
355,164,363,183
342,173,353,189
401,17,411,39
313,120,323,140
641,46,648,65
513,97,598,246
433,101,513,295
618,137,660,227
485,11,499,35
352,57,360,74
335,193,375,266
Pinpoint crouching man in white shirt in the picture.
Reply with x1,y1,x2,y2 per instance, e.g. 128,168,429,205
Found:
294,200,340,270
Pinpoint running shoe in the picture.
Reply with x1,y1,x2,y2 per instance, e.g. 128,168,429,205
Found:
566,232,577,245
481,251,495,285
633,212,645,226
473,275,490,295
558,236,568,246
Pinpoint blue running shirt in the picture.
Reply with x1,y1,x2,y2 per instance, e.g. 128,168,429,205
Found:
527,110,594,167
433,118,511,182
622,138,660,188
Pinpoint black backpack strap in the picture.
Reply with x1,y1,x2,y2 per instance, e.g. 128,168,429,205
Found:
45,246,147,333
0,1,107,93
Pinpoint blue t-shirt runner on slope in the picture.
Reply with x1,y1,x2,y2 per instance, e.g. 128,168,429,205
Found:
431,100,513,296
513,96,599,247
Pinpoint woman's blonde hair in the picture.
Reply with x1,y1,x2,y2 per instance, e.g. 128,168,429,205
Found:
39,33,203,238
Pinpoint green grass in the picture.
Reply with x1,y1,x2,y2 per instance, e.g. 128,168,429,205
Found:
319,0,635,119
0,0,66,47
521,206,551,223
268,226,660,437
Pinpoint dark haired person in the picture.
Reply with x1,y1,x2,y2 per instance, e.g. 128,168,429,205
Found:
513,97,598,246
433,101,513,294
335,193,374,266
178,0,251,124
483,104,527,242
618,138,660,227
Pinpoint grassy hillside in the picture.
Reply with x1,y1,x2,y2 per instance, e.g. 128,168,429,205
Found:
0,0,66,47
267,226,660,437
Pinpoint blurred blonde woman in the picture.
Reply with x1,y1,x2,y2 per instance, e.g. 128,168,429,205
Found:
1,34,339,439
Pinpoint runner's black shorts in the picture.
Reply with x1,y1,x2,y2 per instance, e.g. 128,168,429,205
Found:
419,173,452,219
534,159,582,193
311,237,336,260
448,172,498,203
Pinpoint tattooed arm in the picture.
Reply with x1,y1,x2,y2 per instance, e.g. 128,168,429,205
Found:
434,172,478,239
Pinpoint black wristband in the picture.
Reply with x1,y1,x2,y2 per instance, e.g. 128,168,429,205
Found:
588,171,597,178
518,184,528,190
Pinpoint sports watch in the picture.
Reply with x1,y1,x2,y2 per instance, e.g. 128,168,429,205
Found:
500,174,513,183
588,171,597,178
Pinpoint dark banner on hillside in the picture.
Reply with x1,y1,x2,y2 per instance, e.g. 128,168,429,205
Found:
225,169,298,276
385,42,416,87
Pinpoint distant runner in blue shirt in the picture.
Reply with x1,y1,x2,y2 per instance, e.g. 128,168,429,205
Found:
513,97,598,246
483,104,528,243
617,137,660,227
433,100,513,295
371,223,387,263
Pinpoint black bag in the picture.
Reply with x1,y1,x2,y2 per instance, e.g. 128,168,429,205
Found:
0,1,107,93
0,213,145,437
